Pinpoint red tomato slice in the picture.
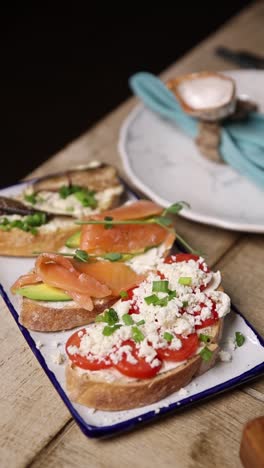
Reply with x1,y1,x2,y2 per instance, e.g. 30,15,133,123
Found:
156,333,199,361
114,340,161,378
164,253,210,273
194,302,219,329
66,329,112,370
121,286,140,314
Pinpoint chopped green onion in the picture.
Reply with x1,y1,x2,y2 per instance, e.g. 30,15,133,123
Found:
136,319,145,326
199,334,211,343
235,331,245,347
24,193,38,205
178,277,192,286
163,332,173,342
120,290,128,299
168,290,176,300
74,190,97,208
96,308,119,326
104,252,122,262
144,294,159,305
200,347,213,361
102,324,122,336
182,301,189,308
132,326,145,343
73,249,89,262
122,314,134,325
152,280,169,293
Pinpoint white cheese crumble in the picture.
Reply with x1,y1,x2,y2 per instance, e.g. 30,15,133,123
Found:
51,351,65,365
219,350,232,362
67,257,231,379
178,388,188,397
22,185,123,218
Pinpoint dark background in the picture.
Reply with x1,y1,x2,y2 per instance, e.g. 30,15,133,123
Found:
0,2,251,187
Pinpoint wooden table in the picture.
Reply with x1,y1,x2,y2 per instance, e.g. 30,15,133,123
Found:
1,3,264,467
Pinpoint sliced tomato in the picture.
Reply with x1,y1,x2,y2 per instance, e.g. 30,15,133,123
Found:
164,253,210,273
66,329,112,370
194,302,219,329
121,286,140,314
156,333,199,362
114,340,161,378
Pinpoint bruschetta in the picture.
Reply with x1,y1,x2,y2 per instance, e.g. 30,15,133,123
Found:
10,200,176,330
65,253,230,410
0,162,124,256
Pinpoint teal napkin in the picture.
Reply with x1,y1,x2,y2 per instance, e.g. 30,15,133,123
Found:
129,72,264,189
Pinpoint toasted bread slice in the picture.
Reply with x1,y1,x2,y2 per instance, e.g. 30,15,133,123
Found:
19,296,117,332
0,163,124,256
0,220,78,257
65,322,222,411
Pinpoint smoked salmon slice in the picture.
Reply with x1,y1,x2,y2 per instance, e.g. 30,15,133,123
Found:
80,199,175,254
11,253,145,310
72,260,145,295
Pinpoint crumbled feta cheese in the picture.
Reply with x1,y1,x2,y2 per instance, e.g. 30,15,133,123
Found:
219,350,232,362
51,352,65,365
178,388,188,397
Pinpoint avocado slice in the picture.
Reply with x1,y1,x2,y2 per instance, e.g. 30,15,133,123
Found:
15,283,71,301
65,230,81,248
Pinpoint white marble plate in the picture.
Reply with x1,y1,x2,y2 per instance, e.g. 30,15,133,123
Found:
119,70,264,232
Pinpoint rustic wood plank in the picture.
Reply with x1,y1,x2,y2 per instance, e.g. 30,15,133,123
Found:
1,2,264,468
30,390,262,468
0,299,70,468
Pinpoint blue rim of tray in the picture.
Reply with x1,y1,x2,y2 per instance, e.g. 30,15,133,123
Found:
1,177,264,439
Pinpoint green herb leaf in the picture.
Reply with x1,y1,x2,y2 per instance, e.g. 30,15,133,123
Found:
152,280,169,293
74,190,97,208
163,332,173,342
200,347,213,361
104,308,119,326
235,331,245,347
104,216,113,229
102,324,122,336
136,319,145,326
103,252,122,262
144,294,159,305
178,277,192,286
132,326,144,343
74,249,89,263
24,193,38,205
122,314,134,325
199,334,211,343
182,300,189,307
163,201,190,215
120,290,128,299
168,290,176,300
155,216,172,227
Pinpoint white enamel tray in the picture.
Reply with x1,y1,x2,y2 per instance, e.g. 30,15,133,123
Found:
119,70,264,232
1,181,264,438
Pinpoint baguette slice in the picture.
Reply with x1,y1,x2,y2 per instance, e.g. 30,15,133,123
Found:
19,295,117,332
65,320,223,411
0,220,78,257
0,162,124,256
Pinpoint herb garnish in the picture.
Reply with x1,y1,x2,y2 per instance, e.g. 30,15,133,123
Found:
102,324,122,336
120,290,128,299
200,347,213,361
163,332,173,342
95,308,119,326
235,331,245,347
75,201,199,255
122,314,134,325
24,193,38,205
0,212,47,235
73,249,89,262
199,334,211,343
59,184,97,208
178,277,192,286
131,326,145,343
